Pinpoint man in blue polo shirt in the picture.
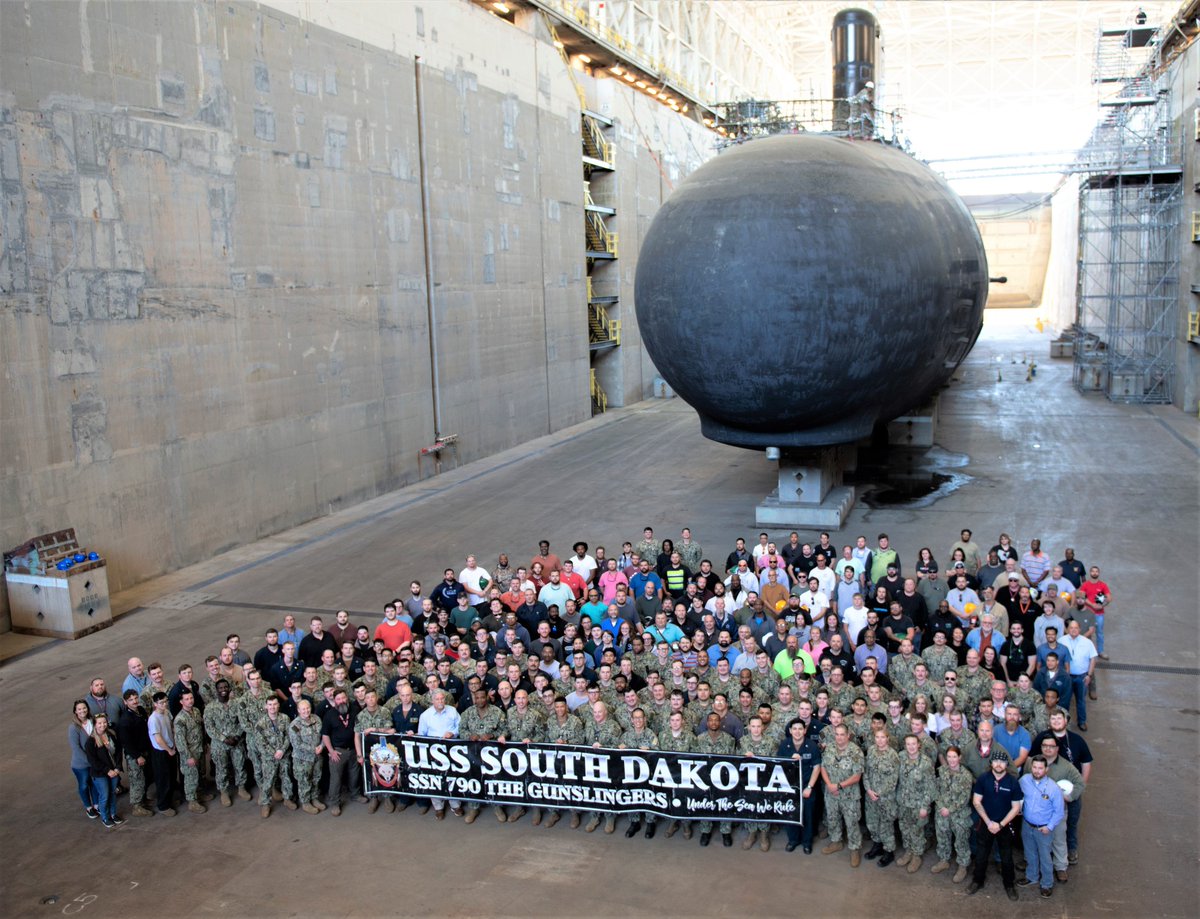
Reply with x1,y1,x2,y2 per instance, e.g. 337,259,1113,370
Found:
1017,755,1065,899
967,753,1023,900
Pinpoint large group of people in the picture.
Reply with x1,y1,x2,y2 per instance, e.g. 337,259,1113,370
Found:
69,527,1107,899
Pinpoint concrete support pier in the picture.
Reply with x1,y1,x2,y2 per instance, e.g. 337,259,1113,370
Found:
886,396,940,447
755,445,857,528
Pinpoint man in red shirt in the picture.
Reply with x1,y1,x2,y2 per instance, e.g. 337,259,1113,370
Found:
374,605,413,655
500,577,526,613
559,560,587,601
1076,566,1111,659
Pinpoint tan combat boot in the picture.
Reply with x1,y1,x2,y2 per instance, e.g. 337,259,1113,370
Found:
822,841,844,855
742,830,759,850
850,849,861,867
930,860,951,874
907,855,923,874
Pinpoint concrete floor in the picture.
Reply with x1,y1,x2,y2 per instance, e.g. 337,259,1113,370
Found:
2,308,1198,918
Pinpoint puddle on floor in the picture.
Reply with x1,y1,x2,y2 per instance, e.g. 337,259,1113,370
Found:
848,445,972,508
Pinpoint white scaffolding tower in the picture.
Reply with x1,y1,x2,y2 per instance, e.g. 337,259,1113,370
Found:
1072,19,1183,403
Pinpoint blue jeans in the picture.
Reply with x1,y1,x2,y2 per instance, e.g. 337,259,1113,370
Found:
1022,820,1055,889
1094,615,1105,654
1065,798,1082,853
72,766,94,809
1070,676,1088,725
91,774,118,821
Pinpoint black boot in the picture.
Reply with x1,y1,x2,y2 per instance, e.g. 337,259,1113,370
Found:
878,850,895,867
721,832,733,847
644,821,656,839
625,821,641,838
700,831,712,847
865,841,884,860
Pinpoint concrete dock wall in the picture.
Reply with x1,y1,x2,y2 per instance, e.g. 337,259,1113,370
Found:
0,0,712,629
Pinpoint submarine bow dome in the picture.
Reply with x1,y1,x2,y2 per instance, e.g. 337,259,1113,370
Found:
634,134,988,448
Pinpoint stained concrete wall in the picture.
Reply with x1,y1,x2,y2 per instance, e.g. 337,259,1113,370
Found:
3,0,689,630
0,0,719,631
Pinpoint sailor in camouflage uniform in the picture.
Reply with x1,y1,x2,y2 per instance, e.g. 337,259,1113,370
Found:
863,729,900,866
895,734,936,872
633,530,660,565
202,679,250,806
619,708,660,839
173,690,207,814
658,711,697,840
937,713,976,765
500,690,545,823
354,689,396,815
820,724,864,866
738,716,777,852
543,697,585,829
930,745,974,883
253,697,296,816
695,712,736,846
582,701,624,834
236,670,274,794
921,631,959,683
460,688,507,823
288,698,326,814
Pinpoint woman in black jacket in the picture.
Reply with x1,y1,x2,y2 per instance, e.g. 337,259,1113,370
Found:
85,713,124,828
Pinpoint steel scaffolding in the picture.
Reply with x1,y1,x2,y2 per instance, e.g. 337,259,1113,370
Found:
1071,19,1183,403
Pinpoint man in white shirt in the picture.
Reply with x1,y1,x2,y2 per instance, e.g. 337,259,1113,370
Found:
458,556,491,610
809,556,837,601
797,577,830,625
726,560,759,595
751,533,770,561
569,542,598,587
841,593,870,647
